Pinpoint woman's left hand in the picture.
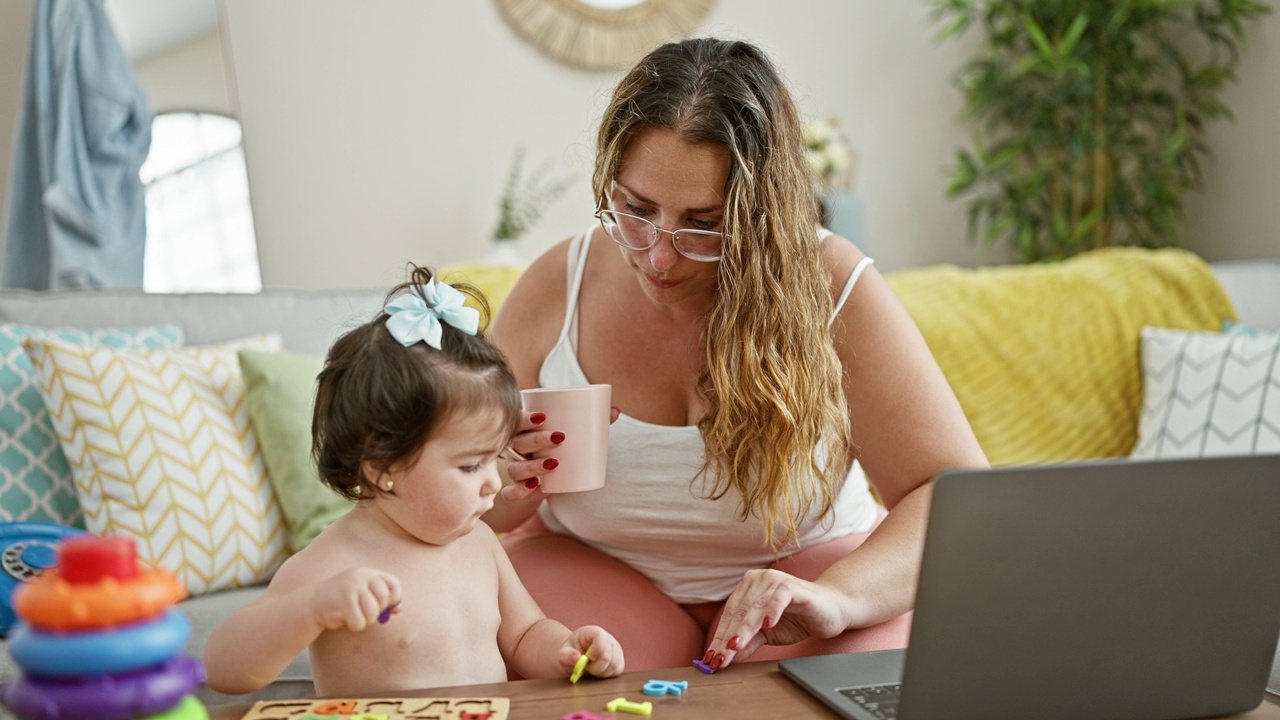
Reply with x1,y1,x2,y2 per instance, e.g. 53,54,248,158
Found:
704,569,849,669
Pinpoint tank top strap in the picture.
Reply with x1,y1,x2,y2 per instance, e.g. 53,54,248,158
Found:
557,224,597,344
829,256,875,327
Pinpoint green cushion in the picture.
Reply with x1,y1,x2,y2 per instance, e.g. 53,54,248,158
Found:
238,349,352,552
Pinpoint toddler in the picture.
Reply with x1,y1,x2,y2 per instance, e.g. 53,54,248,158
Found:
205,266,623,696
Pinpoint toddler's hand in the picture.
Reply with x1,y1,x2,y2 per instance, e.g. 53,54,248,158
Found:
309,567,401,633
559,626,624,679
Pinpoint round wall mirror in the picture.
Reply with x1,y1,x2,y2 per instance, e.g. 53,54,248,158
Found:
495,0,715,71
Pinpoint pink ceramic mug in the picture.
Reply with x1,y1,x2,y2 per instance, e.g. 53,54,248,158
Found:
520,384,611,493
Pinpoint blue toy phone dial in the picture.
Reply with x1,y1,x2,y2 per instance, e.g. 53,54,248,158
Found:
0,522,85,636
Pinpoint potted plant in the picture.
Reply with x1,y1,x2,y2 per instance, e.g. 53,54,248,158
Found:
489,146,574,265
804,116,866,248
934,0,1270,262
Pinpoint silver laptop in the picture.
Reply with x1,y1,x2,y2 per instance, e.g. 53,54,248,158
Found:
780,454,1280,720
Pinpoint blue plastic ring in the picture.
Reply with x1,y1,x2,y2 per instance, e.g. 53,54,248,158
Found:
8,609,191,677
2,654,204,720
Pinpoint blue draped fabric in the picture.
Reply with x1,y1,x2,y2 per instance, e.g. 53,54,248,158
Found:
2,0,152,290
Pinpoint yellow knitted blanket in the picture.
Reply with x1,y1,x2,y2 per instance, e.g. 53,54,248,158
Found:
885,247,1237,466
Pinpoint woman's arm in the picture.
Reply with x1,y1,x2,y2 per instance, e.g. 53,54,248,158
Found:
708,237,988,664
484,238,572,532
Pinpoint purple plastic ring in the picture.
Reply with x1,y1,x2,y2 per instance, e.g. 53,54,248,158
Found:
2,653,204,720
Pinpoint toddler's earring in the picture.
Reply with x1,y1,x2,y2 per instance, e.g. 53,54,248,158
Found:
384,480,395,492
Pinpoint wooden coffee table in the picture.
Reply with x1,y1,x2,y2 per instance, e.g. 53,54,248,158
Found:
206,661,1280,719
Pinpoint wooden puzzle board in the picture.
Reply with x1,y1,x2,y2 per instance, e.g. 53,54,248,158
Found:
237,697,510,720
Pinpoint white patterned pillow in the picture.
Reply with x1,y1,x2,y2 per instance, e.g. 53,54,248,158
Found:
25,334,290,595
1132,326,1280,459
0,324,183,526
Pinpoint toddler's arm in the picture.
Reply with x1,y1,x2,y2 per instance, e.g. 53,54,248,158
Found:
204,566,400,694
486,530,624,679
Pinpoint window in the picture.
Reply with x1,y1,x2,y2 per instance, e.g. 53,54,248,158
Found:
140,111,262,293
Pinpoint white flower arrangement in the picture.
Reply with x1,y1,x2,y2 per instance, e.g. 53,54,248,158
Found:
803,116,854,194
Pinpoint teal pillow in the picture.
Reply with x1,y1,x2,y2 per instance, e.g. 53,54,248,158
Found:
238,349,352,552
0,324,184,526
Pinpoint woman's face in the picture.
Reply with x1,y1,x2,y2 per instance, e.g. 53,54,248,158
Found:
612,125,730,307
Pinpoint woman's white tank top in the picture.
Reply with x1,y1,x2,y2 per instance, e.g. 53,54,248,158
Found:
536,226,879,603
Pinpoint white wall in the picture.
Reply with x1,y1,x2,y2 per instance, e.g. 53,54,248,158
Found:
1,2,1276,288
0,1,34,243
221,0,1009,289
133,30,230,115
1182,13,1280,262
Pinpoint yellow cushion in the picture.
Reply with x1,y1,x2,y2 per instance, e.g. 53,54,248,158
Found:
885,247,1237,466
439,263,526,326
26,334,291,595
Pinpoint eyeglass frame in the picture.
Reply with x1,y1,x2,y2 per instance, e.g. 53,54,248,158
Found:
593,192,727,263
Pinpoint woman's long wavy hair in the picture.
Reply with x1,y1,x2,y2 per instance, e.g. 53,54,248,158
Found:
593,38,853,550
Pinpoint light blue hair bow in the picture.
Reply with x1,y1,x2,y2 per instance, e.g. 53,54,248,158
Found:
384,279,480,349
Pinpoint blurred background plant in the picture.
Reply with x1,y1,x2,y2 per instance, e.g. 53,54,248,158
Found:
804,116,855,196
934,0,1270,263
491,145,574,245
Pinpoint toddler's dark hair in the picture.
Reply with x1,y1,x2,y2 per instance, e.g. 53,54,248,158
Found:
311,264,522,501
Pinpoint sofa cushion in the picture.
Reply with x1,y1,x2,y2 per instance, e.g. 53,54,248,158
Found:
885,247,1236,465
239,349,352,552
24,334,291,596
1133,327,1280,459
0,323,183,527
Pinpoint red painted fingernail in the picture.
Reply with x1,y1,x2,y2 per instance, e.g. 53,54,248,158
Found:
541,458,559,471
762,615,772,630
727,635,740,651
530,413,547,425
702,649,714,664
550,431,566,444
710,653,725,670
524,478,540,489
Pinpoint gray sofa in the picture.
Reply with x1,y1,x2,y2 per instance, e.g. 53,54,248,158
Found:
0,258,1278,704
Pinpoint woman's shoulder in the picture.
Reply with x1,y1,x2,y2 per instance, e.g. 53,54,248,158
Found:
490,233,579,385
818,230,870,293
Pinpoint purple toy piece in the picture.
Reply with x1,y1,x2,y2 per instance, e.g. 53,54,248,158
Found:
562,712,609,720
3,653,204,720
692,658,715,674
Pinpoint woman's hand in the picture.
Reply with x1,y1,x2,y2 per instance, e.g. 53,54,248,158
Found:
703,569,849,669
498,406,620,502
498,411,564,502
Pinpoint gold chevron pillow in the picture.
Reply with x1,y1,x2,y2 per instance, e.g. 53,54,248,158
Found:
25,333,291,596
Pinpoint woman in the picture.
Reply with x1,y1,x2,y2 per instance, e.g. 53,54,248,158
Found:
485,37,987,672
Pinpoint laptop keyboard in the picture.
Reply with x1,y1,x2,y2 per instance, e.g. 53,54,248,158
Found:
838,682,902,719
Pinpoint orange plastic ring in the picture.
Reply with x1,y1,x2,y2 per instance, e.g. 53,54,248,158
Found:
13,566,187,632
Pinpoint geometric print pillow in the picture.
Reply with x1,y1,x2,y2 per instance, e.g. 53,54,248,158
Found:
0,323,183,527
1131,326,1280,459
24,333,290,596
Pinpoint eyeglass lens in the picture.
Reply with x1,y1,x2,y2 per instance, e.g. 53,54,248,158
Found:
600,210,721,260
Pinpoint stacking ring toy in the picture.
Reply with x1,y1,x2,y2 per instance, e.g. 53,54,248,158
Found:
2,653,204,720
9,609,191,677
14,564,186,631
142,695,209,720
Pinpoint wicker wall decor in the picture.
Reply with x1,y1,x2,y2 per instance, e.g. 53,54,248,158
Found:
495,0,715,71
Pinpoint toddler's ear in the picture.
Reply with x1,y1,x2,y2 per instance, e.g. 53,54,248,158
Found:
359,460,389,490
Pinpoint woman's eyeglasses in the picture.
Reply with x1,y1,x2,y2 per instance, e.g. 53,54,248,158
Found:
594,199,724,263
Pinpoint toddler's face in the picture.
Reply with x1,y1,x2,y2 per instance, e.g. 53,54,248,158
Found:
374,407,509,545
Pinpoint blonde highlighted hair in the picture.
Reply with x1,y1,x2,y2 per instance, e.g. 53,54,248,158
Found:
593,38,853,550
